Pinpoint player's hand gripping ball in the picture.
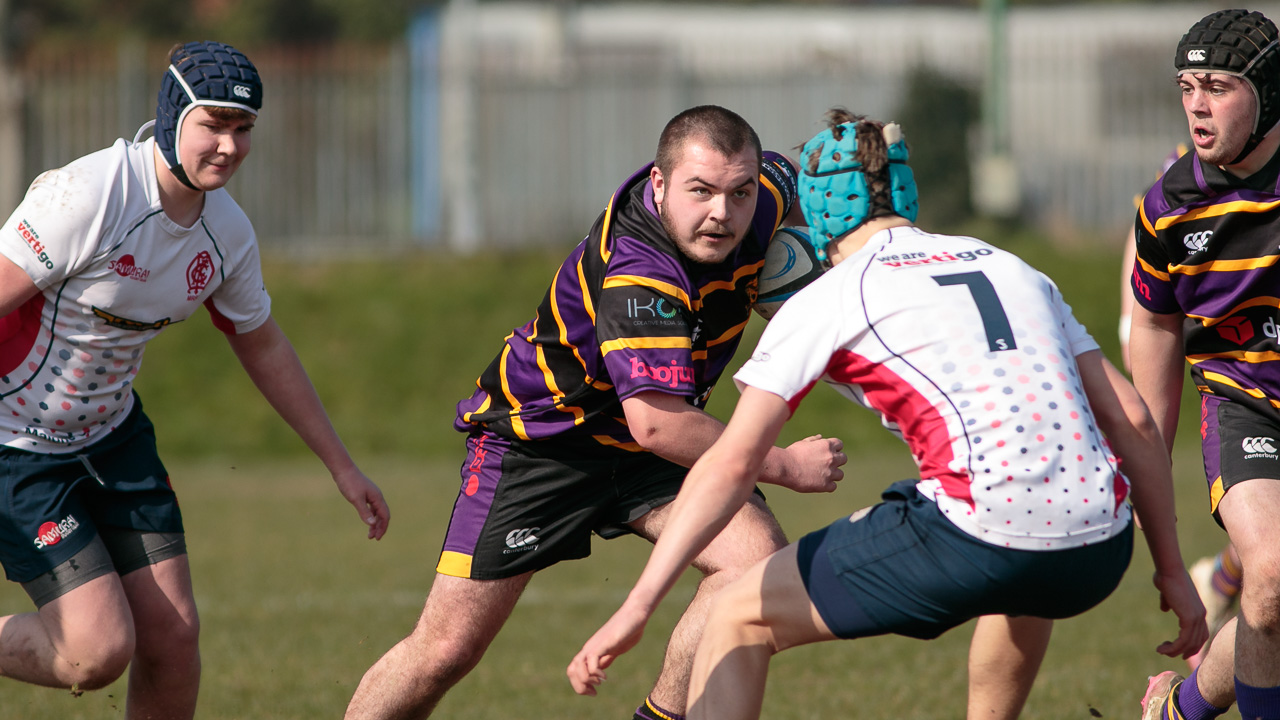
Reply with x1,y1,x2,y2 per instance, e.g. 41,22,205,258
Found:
753,227,826,320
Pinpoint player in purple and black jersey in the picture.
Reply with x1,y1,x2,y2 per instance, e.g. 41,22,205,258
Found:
346,106,847,720
1135,9,1280,720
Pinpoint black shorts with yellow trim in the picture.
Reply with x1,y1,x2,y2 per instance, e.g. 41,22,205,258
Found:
437,430,690,580
1200,394,1280,525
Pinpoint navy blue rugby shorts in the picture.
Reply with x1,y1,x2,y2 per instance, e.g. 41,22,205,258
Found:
0,397,182,583
796,479,1133,640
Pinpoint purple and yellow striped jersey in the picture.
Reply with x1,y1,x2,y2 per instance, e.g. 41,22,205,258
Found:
454,152,798,449
1132,149,1280,413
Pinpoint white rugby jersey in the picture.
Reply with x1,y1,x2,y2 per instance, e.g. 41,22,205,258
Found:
0,131,271,453
736,226,1131,551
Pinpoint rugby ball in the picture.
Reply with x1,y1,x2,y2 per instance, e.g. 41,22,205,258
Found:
753,227,825,320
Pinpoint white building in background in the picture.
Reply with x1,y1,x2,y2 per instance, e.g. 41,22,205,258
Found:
7,4,1265,251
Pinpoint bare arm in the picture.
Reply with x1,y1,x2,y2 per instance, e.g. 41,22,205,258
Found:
621,389,844,493
1127,303,1186,453
1076,349,1206,659
1119,227,1137,372
0,254,39,318
569,386,793,694
225,316,389,539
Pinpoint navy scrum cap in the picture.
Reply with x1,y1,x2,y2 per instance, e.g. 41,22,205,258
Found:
1176,9,1280,163
156,41,263,188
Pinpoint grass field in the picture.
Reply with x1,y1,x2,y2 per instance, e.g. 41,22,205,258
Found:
0,232,1227,718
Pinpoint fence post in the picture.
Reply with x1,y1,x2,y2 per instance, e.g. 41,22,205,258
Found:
0,0,23,214
440,0,483,253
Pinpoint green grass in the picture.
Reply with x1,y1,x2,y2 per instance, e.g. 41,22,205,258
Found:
0,447,1224,719
0,234,1225,717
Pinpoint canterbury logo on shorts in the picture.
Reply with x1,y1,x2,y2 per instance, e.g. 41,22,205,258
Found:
1241,436,1278,458
503,527,540,553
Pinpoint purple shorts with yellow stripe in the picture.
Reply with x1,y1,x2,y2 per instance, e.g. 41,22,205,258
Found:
1200,395,1280,523
436,429,688,579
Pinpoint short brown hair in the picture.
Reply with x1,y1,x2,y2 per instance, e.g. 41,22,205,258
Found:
654,105,762,177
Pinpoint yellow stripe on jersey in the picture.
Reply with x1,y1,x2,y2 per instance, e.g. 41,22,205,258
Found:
706,318,751,348
497,343,531,440
598,191,618,264
1185,297,1280,326
1171,255,1280,276
698,260,766,301
600,336,693,357
760,166,786,232
1153,197,1280,232
577,256,596,323
591,435,646,452
1192,369,1280,407
437,551,473,578
1210,476,1226,515
460,389,492,424
1190,352,1280,368
603,275,693,310
1135,254,1171,281
535,344,586,425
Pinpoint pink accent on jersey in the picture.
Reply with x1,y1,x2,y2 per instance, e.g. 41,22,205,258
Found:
826,348,972,508
0,295,45,377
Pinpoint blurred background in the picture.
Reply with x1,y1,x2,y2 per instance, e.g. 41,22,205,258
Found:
0,0,1249,254
0,3,1244,717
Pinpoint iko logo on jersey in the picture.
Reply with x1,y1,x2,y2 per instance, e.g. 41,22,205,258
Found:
1242,436,1279,459
33,514,80,550
15,219,55,270
503,527,540,554
628,298,681,320
1183,230,1213,251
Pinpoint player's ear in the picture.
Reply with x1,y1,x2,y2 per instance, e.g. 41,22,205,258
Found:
650,165,666,205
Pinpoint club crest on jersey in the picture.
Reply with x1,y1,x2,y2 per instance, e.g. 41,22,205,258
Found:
186,251,215,300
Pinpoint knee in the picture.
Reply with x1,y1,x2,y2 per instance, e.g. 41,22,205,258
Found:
60,629,134,690
704,582,775,652
135,609,200,668
1240,563,1280,624
403,622,489,685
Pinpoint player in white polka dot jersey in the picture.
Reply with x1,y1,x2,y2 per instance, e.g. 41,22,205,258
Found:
0,41,389,716
744,225,1118,549
569,111,1207,719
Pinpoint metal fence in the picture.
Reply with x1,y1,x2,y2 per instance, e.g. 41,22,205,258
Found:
3,3,1268,253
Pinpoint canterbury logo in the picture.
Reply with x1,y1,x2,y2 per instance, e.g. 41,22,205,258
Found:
1183,230,1213,251
1242,437,1277,454
1187,49,1207,62
505,527,540,549
233,85,252,99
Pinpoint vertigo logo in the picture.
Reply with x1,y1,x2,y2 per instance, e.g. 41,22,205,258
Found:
33,515,80,549
504,527,540,553
1242,436,1278,459
1183,230,1213,251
